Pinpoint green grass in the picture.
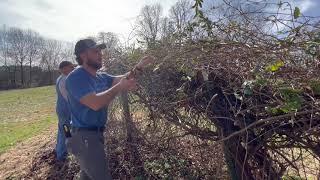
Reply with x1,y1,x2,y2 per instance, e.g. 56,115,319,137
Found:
0,86,56,123
0,86,57,153
0,115,56,153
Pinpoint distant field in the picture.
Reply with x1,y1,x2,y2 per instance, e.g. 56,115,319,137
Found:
0,86,57,153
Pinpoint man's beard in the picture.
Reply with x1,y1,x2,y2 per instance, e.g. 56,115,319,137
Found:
86,59,102,70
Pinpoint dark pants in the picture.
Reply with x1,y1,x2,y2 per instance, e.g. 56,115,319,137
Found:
55,116,69,161
66,130,112,180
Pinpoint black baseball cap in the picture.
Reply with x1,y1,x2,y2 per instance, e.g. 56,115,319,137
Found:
74,38,106,57
58,61,74,69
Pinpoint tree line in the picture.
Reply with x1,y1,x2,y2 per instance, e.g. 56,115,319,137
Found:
0,25,74,89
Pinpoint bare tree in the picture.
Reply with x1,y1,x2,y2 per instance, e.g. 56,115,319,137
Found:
0,25,77,89
40,39,62,84
0,25,8,66
136,4,163,47
97,32,119,50
60,42,75,63
96,31,122,68
169,0,193,34
159,17,175,43
0,25,12,88
6,27,29,87
25,29,42,87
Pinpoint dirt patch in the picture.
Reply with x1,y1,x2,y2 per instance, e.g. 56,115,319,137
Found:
0,125,57,179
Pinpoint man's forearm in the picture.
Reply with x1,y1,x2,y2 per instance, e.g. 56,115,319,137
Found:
96,83,122,108
81,82,123,111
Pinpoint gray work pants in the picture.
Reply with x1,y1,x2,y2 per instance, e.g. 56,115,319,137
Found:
66,130,112,180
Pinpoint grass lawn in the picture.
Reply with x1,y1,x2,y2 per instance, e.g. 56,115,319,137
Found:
0,86,57,153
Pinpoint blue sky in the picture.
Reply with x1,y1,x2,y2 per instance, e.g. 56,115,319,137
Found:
0,0,319,42
293,0,320,17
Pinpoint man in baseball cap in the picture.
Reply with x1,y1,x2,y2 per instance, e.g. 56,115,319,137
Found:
74,38,106,67
66,38,154,179
55,60,75,161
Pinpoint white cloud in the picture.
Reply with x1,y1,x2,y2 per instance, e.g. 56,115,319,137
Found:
296,0,314,13
1,0,318,43
0,0,179,42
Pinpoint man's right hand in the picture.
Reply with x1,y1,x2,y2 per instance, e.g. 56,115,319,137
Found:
118,77,137,91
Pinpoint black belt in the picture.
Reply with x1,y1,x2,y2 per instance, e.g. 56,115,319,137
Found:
71,126,105,132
